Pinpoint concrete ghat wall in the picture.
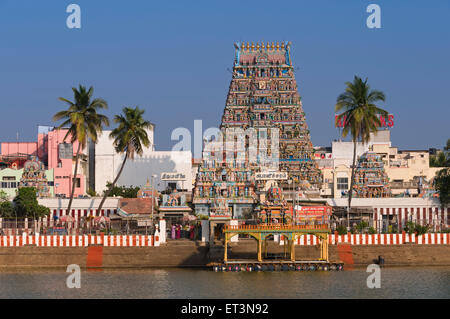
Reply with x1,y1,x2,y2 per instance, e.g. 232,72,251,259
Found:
331,245,450,266
293,233,450,245
229,241,450,266
0,245,209,269
0,244,449,268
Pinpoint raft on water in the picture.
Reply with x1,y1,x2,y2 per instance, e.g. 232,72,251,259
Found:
208,260,344,272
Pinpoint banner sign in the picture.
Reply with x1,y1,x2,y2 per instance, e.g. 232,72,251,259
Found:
294,206,332,222
255,171,288,180
335,114,394,128
137,219,152,227
161,172,186,181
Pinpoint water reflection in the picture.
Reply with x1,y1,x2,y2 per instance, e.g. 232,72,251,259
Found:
0,267,448,299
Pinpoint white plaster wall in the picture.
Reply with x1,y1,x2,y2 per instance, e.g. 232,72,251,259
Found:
93,127,193,194
332,141,369,168
95,149,193,194
324,197,442,208
38,197,120,210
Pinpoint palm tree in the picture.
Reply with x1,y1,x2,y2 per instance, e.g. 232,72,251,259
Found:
335,76,388,229
53,85,109,215
97,106,152,214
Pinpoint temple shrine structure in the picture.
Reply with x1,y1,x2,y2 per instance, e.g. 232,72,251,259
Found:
193,41,323,235
352,151,392,198
19,156,51,198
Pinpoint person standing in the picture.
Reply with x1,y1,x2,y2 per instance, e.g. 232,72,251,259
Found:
176,224,181,239
171,224,176,240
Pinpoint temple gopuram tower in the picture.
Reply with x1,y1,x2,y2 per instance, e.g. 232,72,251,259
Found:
223,41,322,189
193,41,322,225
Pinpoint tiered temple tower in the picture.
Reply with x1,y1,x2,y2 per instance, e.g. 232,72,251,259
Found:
352,152,391,198
193,41,322,221
222,41,322,189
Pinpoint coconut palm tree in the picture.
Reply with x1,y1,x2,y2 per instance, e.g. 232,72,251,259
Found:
97,106,152,213
335,76,388,229
53,85,109,215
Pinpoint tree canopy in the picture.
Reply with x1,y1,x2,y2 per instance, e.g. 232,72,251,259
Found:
105,183,140,198
0,187,50,219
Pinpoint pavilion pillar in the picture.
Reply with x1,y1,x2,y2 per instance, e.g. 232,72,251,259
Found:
290,239,295,261
224,234,228,262
320,238,323,260
257,238,262,262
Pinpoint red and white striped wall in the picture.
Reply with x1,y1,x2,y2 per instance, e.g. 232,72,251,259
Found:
373,207,449,231
0,234,159,247
45,209,117,226
289,233,450,245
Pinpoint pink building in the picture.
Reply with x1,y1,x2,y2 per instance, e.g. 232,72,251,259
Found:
1,126,87,197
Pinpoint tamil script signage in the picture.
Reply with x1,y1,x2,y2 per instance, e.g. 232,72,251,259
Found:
255,171,288,180
294,206,332,223
161,172,186,181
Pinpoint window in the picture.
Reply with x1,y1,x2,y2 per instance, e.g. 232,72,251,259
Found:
0,181,16,188
2,176,15,181
75,178,81,188
337,177,348,190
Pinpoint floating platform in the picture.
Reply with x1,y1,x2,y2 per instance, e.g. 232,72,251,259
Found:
209,260,344,272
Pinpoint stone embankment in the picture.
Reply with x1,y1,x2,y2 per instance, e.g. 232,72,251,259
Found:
0,238,449,269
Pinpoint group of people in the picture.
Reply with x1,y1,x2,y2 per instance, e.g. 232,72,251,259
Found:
170,223,201,240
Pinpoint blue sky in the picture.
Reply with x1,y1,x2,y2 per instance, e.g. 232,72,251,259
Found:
0,0,449,151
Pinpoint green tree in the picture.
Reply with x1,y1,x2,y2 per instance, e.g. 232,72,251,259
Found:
97,106,152,212
434,167,450,207
430,138,450,167
0,190,9,202
404,221,430,235
53,85,109,214
0,201,14,218
87,188,98,197
336,225,347,235
430,151,449,167
356,220,369,233
105,183,140,198
13,187,50,219
335,76,388,229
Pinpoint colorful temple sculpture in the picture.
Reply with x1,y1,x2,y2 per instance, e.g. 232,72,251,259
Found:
194,151,257,220
158,189,193,226
193,41,322,223
257,183,291,224
223,41,322,190
18,156,51,197
137,178,159,199
352,152,391,198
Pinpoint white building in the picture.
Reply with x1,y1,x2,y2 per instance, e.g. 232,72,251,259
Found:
318,130,441,198
90,127,193,194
